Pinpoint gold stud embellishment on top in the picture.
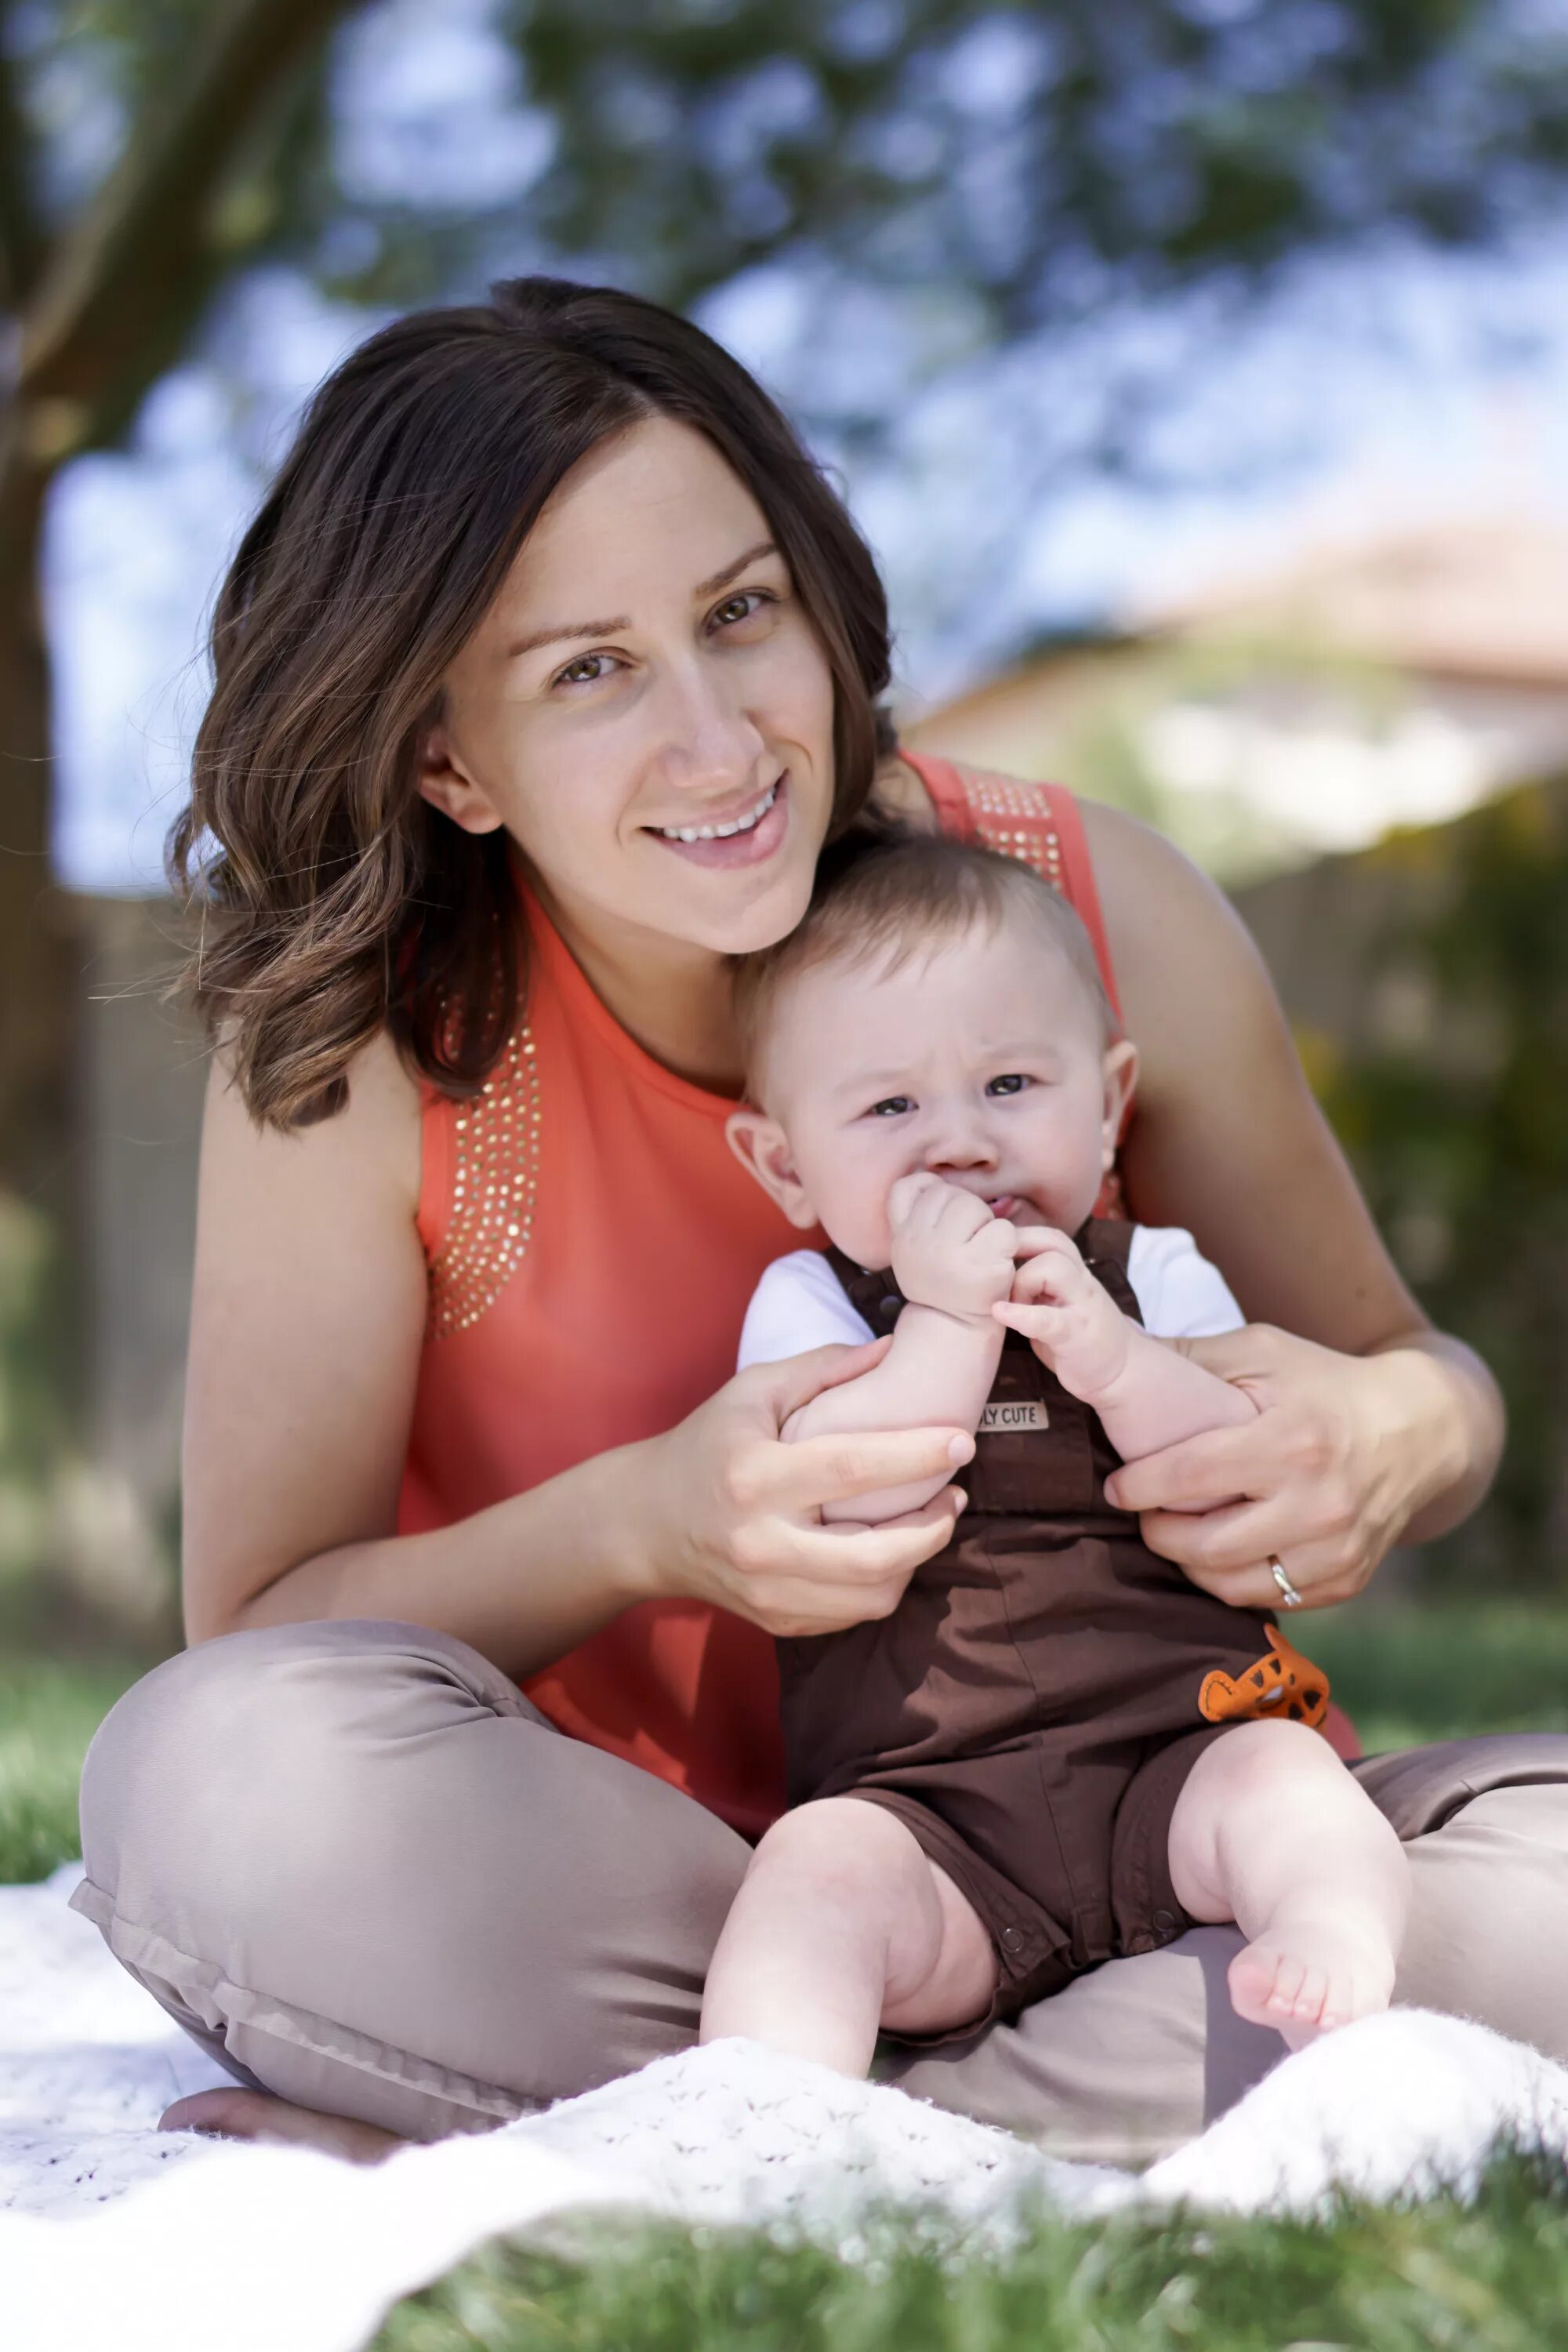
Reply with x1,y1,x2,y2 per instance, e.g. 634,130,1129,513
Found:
962,772,1064,888
428,1023,543,1338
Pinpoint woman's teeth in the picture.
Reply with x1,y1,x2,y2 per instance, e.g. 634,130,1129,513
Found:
655,781,778,843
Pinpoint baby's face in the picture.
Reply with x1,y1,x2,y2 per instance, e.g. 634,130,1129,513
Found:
735,913,1134,1270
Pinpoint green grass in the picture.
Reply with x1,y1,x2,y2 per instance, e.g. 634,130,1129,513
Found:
1302,1601,1568,1756
0,1652,148,1882
376,2156,1568,2351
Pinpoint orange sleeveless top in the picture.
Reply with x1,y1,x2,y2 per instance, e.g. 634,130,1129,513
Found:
399,759,1123,1835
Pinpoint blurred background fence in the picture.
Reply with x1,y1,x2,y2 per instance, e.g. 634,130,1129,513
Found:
3,0,1568,1646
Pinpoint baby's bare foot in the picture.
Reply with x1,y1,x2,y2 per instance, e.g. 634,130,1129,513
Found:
1228,1915,1396,2051
159,2086,403,2164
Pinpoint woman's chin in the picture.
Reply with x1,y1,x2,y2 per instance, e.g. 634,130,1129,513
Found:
634,774,831,954
671,854,821,958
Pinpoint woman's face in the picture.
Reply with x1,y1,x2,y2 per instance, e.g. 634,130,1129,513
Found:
422,416,840,960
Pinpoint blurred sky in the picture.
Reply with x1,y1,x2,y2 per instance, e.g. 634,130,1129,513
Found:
42,0,1568,892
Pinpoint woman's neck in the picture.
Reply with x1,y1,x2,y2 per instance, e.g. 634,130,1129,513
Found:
519,762,934,1096
532,878,746,1096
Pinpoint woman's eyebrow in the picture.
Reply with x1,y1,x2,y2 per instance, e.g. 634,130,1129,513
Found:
503,541,780,661
695,539,778,597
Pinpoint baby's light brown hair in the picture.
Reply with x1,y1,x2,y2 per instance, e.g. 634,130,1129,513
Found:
732,828,1116,1102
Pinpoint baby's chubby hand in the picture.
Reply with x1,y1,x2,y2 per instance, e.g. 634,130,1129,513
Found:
997,1228,1132,1400
887,1174,1018,1322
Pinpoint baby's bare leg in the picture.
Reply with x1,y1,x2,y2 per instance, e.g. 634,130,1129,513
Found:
1168,1720,1410,2049
699,1796,996,2075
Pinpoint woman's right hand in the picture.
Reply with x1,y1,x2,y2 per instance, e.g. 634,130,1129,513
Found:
639,1340,973,1638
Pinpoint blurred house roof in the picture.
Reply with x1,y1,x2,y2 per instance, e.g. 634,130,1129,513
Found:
906,517,1568,879
1138,519,1568,690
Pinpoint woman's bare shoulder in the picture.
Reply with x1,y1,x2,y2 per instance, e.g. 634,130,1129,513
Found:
1077,794,1270,1018
203,1024,423,1220
1078,793,1230,912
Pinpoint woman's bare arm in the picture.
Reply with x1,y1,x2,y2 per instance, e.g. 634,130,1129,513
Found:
183,1034,971,1665
183,1032,648,1668
1081,797,1503,1561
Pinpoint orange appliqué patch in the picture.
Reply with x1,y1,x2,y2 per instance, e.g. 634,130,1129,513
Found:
1198,1625,1330,1730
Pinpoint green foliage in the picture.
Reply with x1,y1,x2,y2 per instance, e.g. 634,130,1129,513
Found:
1305,1601,1568,1753
0,1652,147,1882
376,2153,1568,2352
11,0,1568,364
0,1196,68,1593
514,0,1568,321
1313,780,1568,1588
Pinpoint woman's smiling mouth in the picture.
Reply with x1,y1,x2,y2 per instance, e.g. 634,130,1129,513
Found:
644,775,788,867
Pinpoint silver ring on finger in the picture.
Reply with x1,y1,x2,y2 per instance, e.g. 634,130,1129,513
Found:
1269,1555,1304,1610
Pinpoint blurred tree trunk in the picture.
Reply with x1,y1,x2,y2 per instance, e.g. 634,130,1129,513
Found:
0,0,346,1222
0,434,72,1219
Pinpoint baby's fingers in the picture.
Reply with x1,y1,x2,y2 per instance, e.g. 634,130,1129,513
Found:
1009,1256,1073,1306
994,1301,1066,1338
1009,1225,1076,1261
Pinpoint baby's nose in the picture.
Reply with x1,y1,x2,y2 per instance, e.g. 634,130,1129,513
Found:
927,1120,999,1171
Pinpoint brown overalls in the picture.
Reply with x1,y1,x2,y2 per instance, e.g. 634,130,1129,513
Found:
776,1218,1330,2028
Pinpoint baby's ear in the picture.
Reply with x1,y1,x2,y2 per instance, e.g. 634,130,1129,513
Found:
1099,1036,1139,1174
726,1108,818,1229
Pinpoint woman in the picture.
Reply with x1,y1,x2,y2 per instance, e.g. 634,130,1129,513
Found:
74,278,1567,2166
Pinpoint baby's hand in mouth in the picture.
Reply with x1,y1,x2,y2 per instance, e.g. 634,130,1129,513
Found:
887,1175,1016,1322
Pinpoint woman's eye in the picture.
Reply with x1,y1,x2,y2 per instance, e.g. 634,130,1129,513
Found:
711,590,773,630
554,652,618,688
868,1096,913,1119
987,1073,1029,1097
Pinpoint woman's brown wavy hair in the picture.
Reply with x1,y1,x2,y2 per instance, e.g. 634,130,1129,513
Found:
169,275,898,1130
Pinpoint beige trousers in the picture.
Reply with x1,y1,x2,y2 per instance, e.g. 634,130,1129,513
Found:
72,1617,1568,2162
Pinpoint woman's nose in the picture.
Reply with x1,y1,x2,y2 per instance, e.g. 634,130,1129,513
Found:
651,666,765,797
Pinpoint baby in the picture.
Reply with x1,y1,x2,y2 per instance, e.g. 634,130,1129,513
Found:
703,831,1410,2074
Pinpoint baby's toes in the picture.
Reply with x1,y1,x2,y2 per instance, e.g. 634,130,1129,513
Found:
1263,1952,1309,2019
1227,1941,1291,2029
1287,1962,1329,2025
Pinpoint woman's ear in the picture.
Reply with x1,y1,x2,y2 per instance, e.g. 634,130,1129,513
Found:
417,720,507,837
1099,1036,1139,1174
726,1108,818,1229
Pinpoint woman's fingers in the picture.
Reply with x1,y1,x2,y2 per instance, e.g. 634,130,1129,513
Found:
757,1487,968,1628
758,1338,894,1421
789,1484,967,1578
1134,1482,1365,1603
778,1424,975,1511
1145,1519,1363,1612
1102,1422,1262,1515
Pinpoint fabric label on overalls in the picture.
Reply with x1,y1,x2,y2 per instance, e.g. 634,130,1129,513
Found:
978,1399,1050,1435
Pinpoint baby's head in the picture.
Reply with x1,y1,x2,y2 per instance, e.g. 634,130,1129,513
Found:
727,832,1138,1269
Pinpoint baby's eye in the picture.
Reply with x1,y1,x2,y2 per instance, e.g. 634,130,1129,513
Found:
987,1073,1031,1097
868,1096,913,1119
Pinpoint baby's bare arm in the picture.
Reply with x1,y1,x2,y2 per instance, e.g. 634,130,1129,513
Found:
787,1174,1014,1523
1087,1322,1258,1461
786,1304,1003,1523
1001,1227,1257,1465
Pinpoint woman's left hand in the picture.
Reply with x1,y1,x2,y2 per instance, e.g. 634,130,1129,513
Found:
1102,1323,1466,1612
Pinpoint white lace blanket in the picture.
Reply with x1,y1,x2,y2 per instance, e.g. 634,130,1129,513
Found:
5,1865,1567,2352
